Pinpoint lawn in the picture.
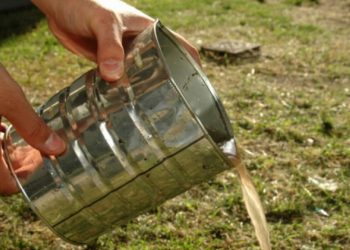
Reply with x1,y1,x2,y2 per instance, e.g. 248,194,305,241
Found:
1,0,350,249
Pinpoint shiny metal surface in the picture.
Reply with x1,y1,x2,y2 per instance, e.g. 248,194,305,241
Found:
4,20,235,245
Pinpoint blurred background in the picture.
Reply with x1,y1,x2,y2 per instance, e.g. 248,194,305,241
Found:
0,0,32,12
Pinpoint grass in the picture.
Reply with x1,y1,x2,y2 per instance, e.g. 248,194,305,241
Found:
1,0,350,249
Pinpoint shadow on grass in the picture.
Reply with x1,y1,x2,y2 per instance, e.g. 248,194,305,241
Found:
0,6,45,45
266,209,304,224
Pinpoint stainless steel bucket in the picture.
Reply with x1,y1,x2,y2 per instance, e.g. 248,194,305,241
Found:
4,20,235,245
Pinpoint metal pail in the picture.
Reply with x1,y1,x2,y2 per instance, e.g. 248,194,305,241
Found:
4,20,235,245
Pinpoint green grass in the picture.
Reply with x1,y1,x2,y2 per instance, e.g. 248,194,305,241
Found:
1,0,350,249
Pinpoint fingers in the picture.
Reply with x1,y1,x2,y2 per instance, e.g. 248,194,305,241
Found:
91,8,200,82
47,20,98,63
0,157,19,195
91,12,126,82
0,120,19,195
92,3,154,82
0,122,7,133
0,64,66,156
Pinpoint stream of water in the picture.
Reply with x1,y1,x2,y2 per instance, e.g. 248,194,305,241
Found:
222,139,271,250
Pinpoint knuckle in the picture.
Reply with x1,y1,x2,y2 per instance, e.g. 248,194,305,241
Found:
94,8,121,27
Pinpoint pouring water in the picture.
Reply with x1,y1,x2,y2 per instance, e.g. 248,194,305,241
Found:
222,139,271,250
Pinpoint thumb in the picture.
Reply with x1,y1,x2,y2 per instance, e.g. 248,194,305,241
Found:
0,64,66,156
94,21,125,82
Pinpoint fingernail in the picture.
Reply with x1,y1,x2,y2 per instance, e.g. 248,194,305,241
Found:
100,60,124,81
44,133,65,154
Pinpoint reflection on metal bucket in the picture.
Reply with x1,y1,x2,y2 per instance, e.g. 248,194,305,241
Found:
4,20,235,245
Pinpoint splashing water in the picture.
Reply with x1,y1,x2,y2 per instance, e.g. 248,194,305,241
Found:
222,139,271,250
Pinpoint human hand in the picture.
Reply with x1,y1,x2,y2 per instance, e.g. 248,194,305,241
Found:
1,125,44,195
31,0,202,82
0,64,66,195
